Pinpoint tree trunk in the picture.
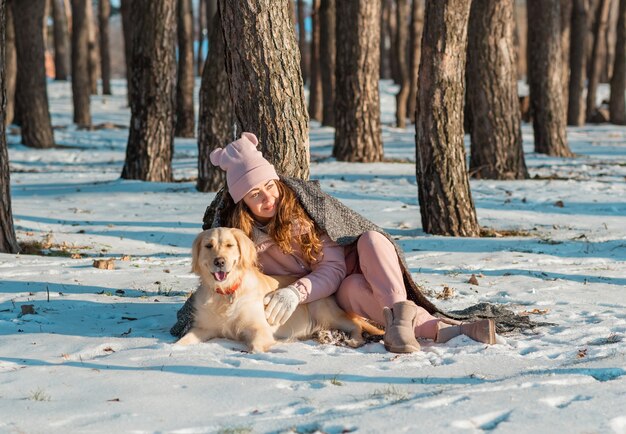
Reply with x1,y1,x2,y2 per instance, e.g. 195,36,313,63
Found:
220,0,310,179
388,0,400,85
4,0,15,126
297,0,309,85
86,0,99,95
395,0,409,128
51,0,70,80
527,0,573,156
98,0,111,95
415,0,479,237
1,0,19,254
71,0,91,128
609,0,626,124
175,0,195,138
333,0,383,162
467,0,528,180
561,0,573,116
407,0,424,124
197,12,232,192
586,0,611,120
513,1,528,80
568,0,590,125
308,0,322,122
379,0,391,80
12,0,55,148
120,0,132,103
121,0,177,182
319,0,335,127
196,0,205,76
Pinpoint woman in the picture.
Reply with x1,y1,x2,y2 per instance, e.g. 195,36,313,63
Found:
171,132,496,352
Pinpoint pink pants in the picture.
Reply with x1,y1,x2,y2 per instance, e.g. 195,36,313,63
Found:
335,231,440,340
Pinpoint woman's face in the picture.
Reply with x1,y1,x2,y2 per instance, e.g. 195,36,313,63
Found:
242,179,280,224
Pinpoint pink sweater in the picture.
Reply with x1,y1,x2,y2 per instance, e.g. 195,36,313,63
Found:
252,227,347,303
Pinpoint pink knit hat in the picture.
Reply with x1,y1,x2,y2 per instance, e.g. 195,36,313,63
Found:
210,132,279,203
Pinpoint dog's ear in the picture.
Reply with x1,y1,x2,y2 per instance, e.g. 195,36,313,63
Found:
232,229,258,270
191,231,206,275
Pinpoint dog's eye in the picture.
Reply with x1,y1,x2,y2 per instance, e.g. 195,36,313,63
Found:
225,243,235,248
205,243,214,249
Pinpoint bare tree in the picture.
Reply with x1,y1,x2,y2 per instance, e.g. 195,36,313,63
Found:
120,0,132,103
297,0,309,85
586,0,611,120
333,0,383,162
197,12,232,192
568,0,590,125
395,0,409,128
527,0,573,156
51,0,70,80
561,0,573,115
513,1,528,80
1,0,19,254
175,0,195,138
98,0,112,95
86,0,99,95
71,0,91,128
415,0,479,237
220,0,309,179
319,0,335,127
122,0,177,182
609,0,626,124
4,0,15,126
12,0,55,148
308,0,322,122
379,0,392,80
196,0,205,76
407,0,424,124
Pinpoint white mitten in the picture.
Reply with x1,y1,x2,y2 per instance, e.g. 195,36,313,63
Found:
263,285,300,325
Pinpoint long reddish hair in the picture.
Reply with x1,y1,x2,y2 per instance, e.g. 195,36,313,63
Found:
223,180,324,264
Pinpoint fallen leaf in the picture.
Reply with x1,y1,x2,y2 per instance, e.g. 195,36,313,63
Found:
577,348,587,358
554,200,565,208
519,308,550,316
436,286,455,300
120,255,131,261
71,253,82,259
21,305,36,315
468,274,480,285
93,259,115,270
103,347,115,353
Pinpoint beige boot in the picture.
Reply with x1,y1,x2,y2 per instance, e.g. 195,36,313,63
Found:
435,319,496,344
382,301,421,353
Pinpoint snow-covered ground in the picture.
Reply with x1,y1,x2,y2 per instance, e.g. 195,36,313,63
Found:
1,80,625,433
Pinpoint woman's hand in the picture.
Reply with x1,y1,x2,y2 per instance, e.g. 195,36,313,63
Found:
263,285,300,325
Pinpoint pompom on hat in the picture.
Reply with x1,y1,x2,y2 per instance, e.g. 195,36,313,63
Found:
210,132,279,203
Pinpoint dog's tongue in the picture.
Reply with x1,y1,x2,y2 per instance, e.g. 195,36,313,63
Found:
213,271,228,282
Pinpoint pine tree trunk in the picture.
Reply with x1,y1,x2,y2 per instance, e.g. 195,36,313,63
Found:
395,0,409,128
52,0,70,80
586,0,610,120
561,0,573,116
121,0,177,182
527,0,573,156
415,0,479,237
1,0,19,254
12,0,55,148
333,0,383,162
467,0,528,180
71,0,92,128
319,0,335,127
308,0,322,122
86,0,99,95
407,0,423,124
220,0,310,179
379,0,391,80
609,0,626,124
197,12,232,192
568,0,589,126
175,0,195,138
4,1,15,126
196,0,205,76
513,2,528,80
297,0,309,85
120,0,132,104
98,0,111,95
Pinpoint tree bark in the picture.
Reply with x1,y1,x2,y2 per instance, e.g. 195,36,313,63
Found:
86,0,99,94
561,0,573,116
308,0,322,122
220,0,310,179
333,0,383,162
98,0,111,95
120,0,132,104
387,0,400,84
395,0,409,128
1,0,19,254
71,0,91,128
415,0,479,237
609,0,626,124
121,0,177,182
51,0,70,80
467,0,528,180
4,0,15,126
568,0,590,125
527,0,573,156
319,0,335,127
196,0,205,76
586,0,611,120
297,0,309,85
407,0,424,124
175,0,195,138
513,1,528,80
197,12,232,192
12,0,55,148
379,0,391,80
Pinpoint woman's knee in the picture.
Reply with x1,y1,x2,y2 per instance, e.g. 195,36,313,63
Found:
357,230,394,254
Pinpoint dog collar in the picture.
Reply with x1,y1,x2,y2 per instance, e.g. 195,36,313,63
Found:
215,279,241,296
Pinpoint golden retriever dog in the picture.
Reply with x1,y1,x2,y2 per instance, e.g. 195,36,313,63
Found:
177,227,383,352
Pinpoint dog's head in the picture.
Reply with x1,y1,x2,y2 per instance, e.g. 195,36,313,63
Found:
191,227,258,283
